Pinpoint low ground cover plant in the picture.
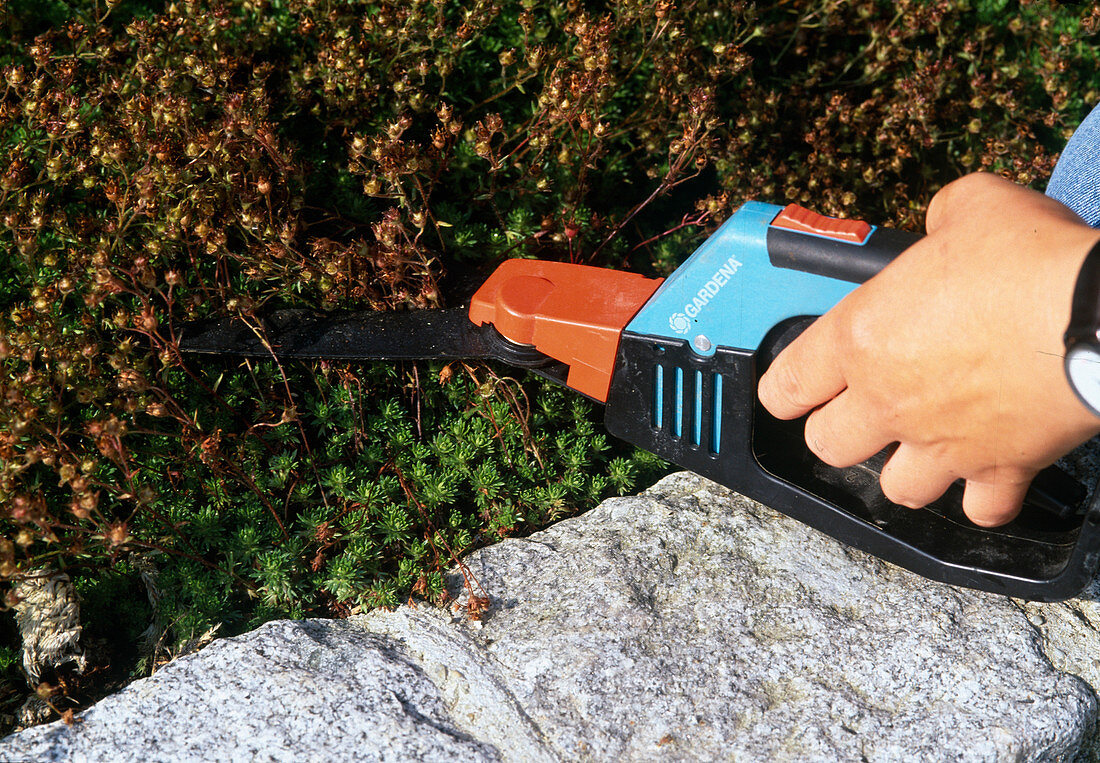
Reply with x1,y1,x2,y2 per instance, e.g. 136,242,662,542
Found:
0,0,1097,728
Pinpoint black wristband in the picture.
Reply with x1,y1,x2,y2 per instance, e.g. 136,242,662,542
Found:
1064,239,1100,349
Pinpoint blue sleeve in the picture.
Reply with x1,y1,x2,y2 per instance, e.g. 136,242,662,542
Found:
1046,102,1100,228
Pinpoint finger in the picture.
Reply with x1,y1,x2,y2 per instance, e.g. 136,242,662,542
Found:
757,316,846,421
803,389,892,468
962,475,1034,527
878,444,958,508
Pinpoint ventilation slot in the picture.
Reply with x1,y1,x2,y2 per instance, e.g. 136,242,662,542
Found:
692,370,704,446
652,364,664,429
673,367,684,438
652,363,723,453
711,373,723,454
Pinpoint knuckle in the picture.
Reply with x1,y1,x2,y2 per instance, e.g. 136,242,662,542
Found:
840,305,878,361
925,186,953,233
940,172,997,202
951,171,999,194
926,172,1003,233
827,297,881,377
770,362,811,410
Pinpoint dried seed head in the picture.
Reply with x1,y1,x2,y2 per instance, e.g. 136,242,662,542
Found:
104,522,130,547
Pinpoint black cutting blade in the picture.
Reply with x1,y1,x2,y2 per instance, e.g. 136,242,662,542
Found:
177,307,553,368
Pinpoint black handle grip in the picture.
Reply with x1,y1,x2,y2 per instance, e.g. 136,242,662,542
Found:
604,329,1100,600
766,224,924,284
755,316,1087,521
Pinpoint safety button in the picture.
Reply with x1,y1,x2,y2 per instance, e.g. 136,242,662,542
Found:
770,204,873,244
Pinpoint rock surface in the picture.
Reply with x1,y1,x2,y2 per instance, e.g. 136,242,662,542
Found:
0,618,501,762
2,472,1098,761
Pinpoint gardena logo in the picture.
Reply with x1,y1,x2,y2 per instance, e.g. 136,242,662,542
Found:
671,255,743,324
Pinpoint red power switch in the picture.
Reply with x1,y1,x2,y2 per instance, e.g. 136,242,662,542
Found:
770,204,873,244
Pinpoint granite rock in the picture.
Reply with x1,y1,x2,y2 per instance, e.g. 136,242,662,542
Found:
421,472,1097,761
0,619,501,762
1,472,1096,761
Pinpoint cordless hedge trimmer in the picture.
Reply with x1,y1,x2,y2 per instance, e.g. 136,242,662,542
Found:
180,202,1100,601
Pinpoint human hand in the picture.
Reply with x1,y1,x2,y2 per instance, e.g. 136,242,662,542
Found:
757,173,1100,527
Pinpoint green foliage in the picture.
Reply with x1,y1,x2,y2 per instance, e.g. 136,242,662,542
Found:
0,0,1097,726
73,564,153,647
